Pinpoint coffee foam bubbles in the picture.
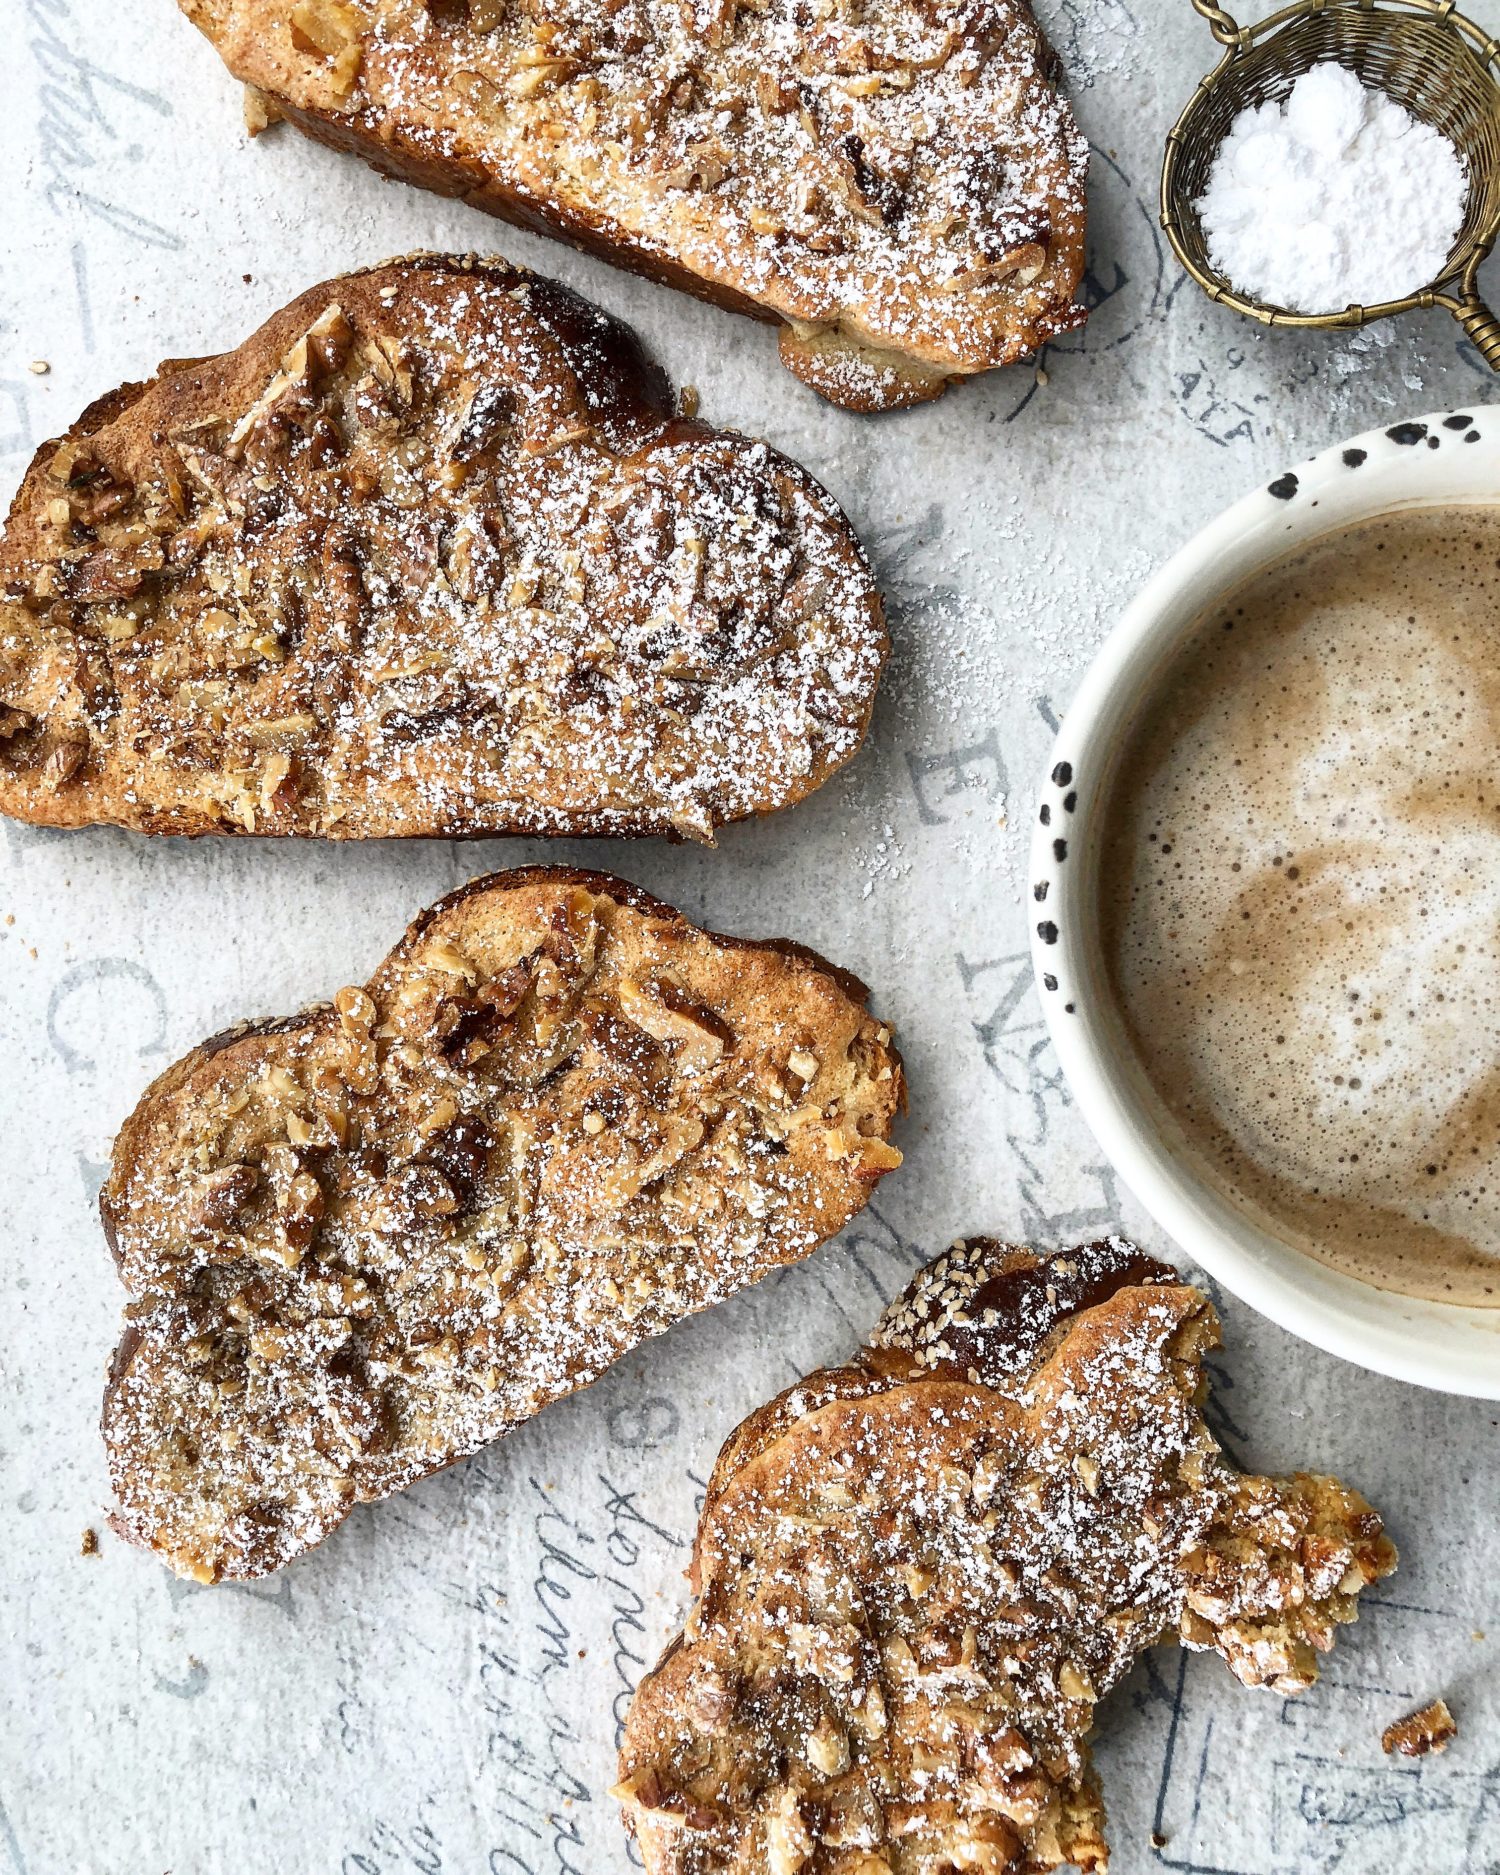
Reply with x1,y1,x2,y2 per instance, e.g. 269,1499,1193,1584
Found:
1103,505,1500,1305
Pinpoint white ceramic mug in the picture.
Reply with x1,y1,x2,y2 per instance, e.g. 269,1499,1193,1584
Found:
1030,408,1500,1397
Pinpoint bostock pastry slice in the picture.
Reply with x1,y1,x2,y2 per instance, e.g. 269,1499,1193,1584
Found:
101,868,903,1580
0,255,884,839
617,1236,1396,1873
177,0,1089,410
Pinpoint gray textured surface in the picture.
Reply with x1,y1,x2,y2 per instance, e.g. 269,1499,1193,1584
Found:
2,2,1497,1871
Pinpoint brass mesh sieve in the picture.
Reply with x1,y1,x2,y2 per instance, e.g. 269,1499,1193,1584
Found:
1161,0,1500,364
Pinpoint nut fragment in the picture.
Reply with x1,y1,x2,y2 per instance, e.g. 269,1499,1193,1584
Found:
805,1713,850,1777
1058,1660,1096,1703
765,1787,813,1875
335,985,376,1032
617,978,730,1072
40,738,86,792
190,1162,260,1232
425,941,478,983
243,85,282,134
290,0,358,56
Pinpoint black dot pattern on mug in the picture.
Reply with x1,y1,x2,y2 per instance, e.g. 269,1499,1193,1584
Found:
1036,758,1082,1007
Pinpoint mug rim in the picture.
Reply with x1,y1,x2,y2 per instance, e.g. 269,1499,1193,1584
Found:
1030,407,1500,1397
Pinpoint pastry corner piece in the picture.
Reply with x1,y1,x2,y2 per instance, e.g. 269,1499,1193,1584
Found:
616,1237,1396,1873
100,868,903,1580
0,253,884,838
177,0,1088,411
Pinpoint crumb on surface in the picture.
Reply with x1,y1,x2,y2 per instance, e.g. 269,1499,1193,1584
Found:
80,1527,99,1556
1382,1697,1457,1757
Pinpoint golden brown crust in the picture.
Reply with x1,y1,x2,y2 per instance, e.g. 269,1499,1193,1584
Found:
775,326,956,413
177,0,1089,411
100,866,904,1580
0,255,885,839
616,1238,1397,1875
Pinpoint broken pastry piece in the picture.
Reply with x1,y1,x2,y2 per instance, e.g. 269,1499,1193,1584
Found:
0,255,885,839
617,1237,1396,1873
101,868,904,1580
177,0,1088,411
1382,1698,1457,1757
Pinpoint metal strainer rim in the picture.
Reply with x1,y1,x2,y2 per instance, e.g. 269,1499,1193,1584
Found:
1161,0,1500,333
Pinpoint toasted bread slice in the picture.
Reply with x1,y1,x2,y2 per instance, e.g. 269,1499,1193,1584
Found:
101,868,904,1580
616,1238,1396,1874
177,0,1088,411
0,255,884,838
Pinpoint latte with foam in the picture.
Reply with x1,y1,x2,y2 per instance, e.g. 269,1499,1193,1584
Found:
1101,504,1500,1306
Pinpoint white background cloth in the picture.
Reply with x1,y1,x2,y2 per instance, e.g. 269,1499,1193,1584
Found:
1,1,1496,1870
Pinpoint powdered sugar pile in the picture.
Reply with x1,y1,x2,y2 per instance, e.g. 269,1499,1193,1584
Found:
1195,63,1467,313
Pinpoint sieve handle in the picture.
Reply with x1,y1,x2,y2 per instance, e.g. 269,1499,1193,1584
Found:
1455,297,1500,372
1190,0,1241,44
